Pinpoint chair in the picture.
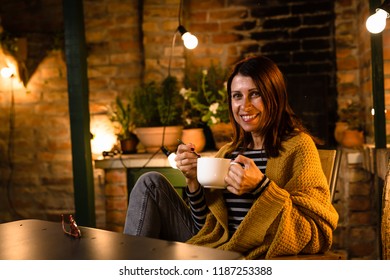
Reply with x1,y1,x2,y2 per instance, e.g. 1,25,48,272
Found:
271,148,346,260
318,149,342,202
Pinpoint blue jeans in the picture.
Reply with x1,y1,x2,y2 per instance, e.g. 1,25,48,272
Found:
123,171,197,242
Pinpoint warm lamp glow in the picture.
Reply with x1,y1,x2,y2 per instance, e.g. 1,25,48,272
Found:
161,146,178,169
181,32,198,49
1,67,14,78
90,116,117,158
178,25,198,49
366,9,389,34
91,132,117,157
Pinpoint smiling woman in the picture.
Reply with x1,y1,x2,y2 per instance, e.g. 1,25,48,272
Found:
230,73,264,149
123,55,338,259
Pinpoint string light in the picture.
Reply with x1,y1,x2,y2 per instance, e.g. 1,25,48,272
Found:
366,0,390,34
160,146,178,169
178,25,198,49
366,9,389,34
1,67,14,78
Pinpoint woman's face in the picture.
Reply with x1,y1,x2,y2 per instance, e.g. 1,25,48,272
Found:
230,74,264,133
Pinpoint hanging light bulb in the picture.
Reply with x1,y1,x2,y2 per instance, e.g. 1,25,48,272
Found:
366,8,389,34
178,25,198,49
0,67,14,78
160,146,178,169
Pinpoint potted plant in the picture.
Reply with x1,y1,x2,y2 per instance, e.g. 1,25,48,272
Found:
132,76,184,152
108,96,139,154
335,101,365,148
182,64,232,149
179,86,206,152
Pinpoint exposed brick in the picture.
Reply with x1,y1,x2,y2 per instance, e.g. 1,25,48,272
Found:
212,33,243,44
227,20,256,31
308,62,334,73
209,9,248,20
349,181,371,196
106,210,127,225
188,0,224,10
293,26,332,39
337,56,359,70
349,212,374,226
106,197,128,211
349,227,377,242
293,51,334,62
303,14,335,25
337,71,358,84
251,30,289,41
348,241,377,258
263,17,301,29
105,184,127,197
291,2,334,15
189,11,207,22
348,197,371,211
262,41,300,53
107,2,133,14
252,6,290,18
191,22,219,33
106,224,124,233
302,39,331,51
105,169,126,183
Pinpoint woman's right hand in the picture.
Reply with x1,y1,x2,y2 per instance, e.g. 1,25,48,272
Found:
175,143,200,192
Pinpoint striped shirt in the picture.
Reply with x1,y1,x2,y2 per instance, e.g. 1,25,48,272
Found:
186,149,270,235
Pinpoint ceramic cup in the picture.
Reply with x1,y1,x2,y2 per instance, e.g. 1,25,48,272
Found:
197,157,231,189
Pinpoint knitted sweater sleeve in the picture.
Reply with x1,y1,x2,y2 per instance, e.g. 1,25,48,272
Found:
258,134,339,259
187,133,339,259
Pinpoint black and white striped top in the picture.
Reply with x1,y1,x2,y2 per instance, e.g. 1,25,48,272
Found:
186,149,270,235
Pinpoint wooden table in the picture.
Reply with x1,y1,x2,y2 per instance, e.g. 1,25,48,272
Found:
0,219,243,260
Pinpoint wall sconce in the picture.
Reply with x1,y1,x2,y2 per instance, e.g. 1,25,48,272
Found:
177,25,198,49
366,0,390,34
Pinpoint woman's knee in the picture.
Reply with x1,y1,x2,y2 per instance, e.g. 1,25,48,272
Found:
131,171,171,193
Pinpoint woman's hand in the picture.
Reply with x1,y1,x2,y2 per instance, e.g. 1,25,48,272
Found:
175,143,200,192
225,154,264,195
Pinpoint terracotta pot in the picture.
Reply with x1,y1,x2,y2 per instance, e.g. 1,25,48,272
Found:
120,133,139,154
209,123,233,150
340,129,364,148
181,128,206,152
135,126,183,153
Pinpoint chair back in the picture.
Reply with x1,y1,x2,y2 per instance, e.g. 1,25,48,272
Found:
318,149,341,202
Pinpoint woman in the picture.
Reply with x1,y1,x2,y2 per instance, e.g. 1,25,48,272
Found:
124,55,339,259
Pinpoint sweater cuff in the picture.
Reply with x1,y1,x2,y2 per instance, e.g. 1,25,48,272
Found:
252,175,270,198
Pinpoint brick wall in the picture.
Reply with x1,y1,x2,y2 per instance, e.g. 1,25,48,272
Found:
103,169,128,232
183,0,339,144
0,0,386,259
332,148,380,259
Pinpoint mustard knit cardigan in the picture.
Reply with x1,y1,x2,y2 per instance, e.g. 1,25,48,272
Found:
186,132,339,259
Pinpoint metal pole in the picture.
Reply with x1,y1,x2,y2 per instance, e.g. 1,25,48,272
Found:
370,0,387,148
63,0,96,227
369,0,387,260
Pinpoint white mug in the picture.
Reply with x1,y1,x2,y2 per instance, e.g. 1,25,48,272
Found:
197,157,231,189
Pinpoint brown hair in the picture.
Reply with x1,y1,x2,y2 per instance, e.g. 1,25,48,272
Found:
225,55,319,157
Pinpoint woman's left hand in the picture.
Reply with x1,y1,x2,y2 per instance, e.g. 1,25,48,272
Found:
225,154,264,195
